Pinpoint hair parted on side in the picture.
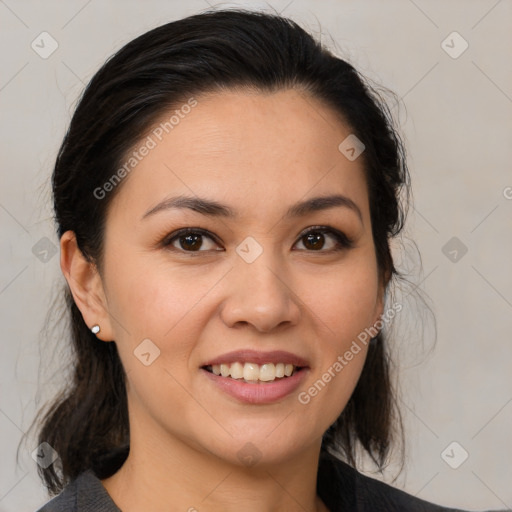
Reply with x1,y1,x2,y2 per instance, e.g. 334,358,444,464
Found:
29,8,410,495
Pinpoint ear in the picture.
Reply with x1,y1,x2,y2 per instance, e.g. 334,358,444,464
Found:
60,230,114,342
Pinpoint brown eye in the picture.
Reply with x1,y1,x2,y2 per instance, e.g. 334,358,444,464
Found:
294,227,354,252
302,232,326,250
163,228,221,253
178,233,203,251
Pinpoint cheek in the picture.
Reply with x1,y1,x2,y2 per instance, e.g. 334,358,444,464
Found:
102,255,213,413
292,254,378,422
103,251,218,364
108,252,186,317
296,255,380,344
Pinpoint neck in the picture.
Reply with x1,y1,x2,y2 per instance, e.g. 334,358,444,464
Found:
102,422,329,512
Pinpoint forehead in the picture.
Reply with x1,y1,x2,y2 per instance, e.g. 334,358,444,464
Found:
108,89,369,223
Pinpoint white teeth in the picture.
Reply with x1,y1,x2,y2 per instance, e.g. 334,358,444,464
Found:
259,363,275,382
206,361,300,382
230,362,244,379
243,363,260,381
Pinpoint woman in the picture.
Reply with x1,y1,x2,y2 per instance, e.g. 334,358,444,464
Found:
31,8,495,512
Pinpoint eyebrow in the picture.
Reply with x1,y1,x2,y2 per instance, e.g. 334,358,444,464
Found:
142,194,363,223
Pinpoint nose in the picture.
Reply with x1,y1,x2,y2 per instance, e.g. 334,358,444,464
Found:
219,252,301,333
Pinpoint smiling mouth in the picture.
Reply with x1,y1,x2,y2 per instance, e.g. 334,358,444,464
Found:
202,362,304,383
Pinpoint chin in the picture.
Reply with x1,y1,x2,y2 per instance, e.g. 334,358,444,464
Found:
203,428,316,469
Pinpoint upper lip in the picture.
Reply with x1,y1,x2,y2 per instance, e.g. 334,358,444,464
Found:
202,350,310,368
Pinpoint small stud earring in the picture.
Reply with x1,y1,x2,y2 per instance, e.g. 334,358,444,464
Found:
91,325,100,334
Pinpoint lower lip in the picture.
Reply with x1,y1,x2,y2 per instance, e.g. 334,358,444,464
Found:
201,368,309,404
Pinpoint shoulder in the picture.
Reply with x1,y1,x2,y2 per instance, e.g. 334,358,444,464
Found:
35,470,120,512
351,467,464,511
318,450,499,512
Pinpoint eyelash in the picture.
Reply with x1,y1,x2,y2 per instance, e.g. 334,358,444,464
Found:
161,226,355,255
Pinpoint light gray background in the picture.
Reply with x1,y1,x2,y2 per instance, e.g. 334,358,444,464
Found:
1,0,511,510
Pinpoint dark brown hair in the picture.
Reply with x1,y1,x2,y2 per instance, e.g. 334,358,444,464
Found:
31,8,410,495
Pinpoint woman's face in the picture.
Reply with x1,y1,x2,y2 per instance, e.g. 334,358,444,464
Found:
98,89,385,467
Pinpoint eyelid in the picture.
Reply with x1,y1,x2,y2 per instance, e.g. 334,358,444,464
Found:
296,225,352,241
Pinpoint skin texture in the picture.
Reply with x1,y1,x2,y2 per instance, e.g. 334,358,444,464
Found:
60,89,386,512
